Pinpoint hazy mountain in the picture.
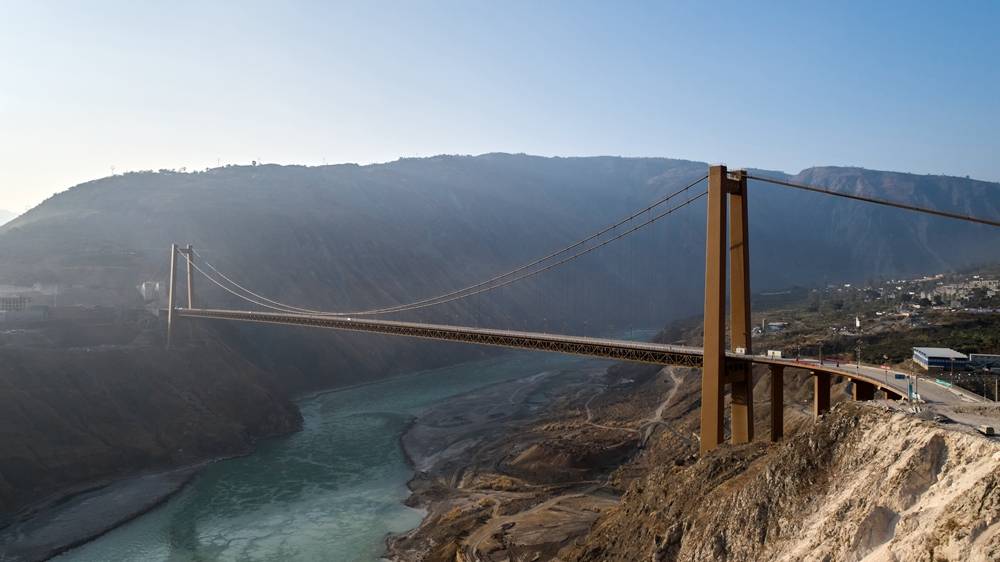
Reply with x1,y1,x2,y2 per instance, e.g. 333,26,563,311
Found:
1,154,998,391
1,154,998,518
0,210,15,226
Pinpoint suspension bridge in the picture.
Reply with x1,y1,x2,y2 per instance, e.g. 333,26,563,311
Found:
165,165,1000,453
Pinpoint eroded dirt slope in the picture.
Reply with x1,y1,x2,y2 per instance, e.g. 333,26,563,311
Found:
571,402,1000,562
389,359,1000,562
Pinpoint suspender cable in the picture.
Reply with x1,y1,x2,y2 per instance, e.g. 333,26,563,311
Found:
310,190,708,315
191,175,708,316
192,249,327,314
187,190,708,315
187,259,314,313
307,173,709,316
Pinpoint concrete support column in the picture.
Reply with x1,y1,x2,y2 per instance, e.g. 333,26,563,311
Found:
814,371,831,417
769,364,784,442
729,170,754,445
700,165,728,453
852,380,876,401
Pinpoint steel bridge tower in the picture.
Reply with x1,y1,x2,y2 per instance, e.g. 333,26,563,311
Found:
701,165,756,453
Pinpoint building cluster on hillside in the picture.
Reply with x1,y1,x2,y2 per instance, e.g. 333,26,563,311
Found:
751,321,789,336
0,285,55,323
138,281,165,303
918,276,999,308
0,282,155,325
823,271,1000,316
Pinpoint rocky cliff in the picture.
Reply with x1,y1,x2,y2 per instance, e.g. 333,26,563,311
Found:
571,402,999,562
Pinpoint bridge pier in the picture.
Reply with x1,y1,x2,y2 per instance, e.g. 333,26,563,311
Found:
852,380,876,401
813,371,831,416
769,365,784,441
883,388,903,400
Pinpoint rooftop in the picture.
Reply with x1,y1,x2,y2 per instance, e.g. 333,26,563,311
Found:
912,347,968,359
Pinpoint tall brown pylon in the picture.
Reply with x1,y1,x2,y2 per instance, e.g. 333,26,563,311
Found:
167,243,178,349
701,165,754,453
166,244,195,349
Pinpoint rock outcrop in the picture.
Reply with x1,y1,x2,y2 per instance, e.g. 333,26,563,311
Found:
570,403,1000,562
388,355,1000,562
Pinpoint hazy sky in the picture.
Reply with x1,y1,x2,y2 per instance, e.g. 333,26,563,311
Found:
2,1,998,212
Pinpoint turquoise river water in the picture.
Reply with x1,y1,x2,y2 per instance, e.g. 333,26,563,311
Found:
56,352,584,562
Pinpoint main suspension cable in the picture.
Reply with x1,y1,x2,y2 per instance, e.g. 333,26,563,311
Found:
187,189,708,315
747,174,1000,228
188,259,314,314
332,189,709,314
192,249,325,315
191,174,708,316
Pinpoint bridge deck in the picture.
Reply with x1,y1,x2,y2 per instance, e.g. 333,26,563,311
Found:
175,308,981,405
176,308,707,368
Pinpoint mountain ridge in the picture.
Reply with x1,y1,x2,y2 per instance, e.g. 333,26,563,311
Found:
0,154,997,393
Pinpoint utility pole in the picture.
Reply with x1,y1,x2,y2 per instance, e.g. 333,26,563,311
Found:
855,316,862,370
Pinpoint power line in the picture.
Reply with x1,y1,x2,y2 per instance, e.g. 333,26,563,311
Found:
747,174,1000,228
190,174,708,316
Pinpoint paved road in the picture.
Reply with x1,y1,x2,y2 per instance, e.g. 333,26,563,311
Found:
758,356,985,406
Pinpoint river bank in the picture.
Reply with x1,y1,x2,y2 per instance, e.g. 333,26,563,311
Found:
0,465,203,562
43,352,588,561
388,351,1000,562
386,358,653,561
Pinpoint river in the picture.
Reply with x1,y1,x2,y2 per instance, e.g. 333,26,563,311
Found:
55,352,587,562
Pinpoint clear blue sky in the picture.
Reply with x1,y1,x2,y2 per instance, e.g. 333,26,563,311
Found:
2,1,998,212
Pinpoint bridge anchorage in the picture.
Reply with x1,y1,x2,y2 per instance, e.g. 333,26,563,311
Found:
165,164,999,454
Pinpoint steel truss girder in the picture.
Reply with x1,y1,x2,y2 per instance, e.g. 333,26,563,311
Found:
173,309,919,407
175,308,706,368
